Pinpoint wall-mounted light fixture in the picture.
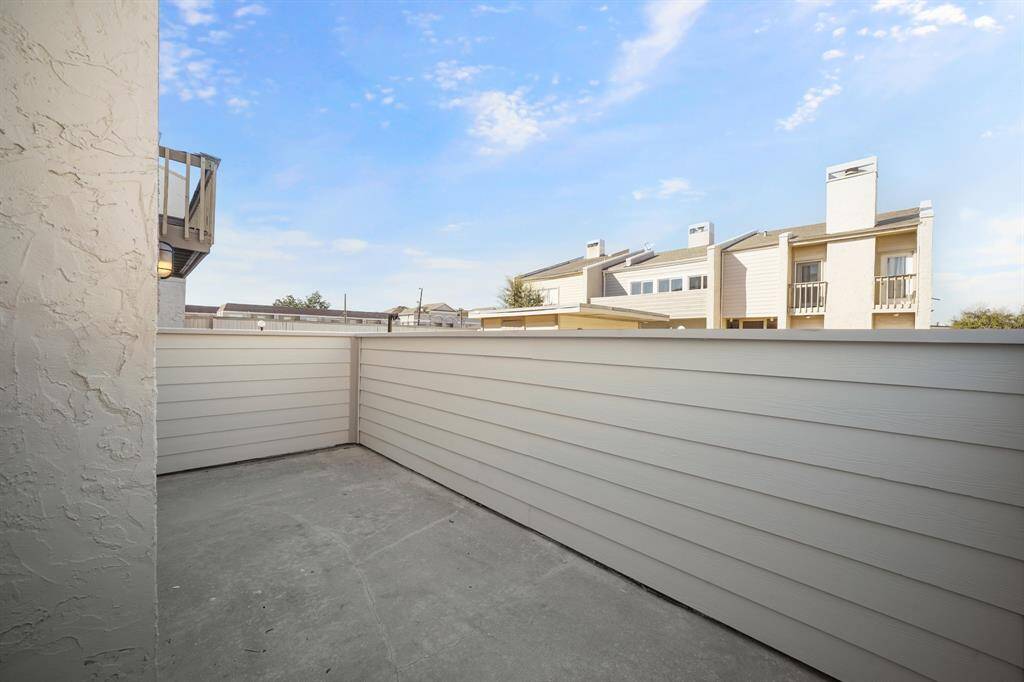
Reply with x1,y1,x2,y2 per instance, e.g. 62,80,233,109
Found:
158,241,173,279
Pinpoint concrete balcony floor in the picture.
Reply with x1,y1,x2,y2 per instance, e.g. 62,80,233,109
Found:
157,445,825,681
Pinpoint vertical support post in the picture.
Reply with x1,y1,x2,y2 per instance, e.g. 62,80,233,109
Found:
348,335,360,444
161,149,169,236
207,164,217,244
916,201,933,328
777,232,791,329
183,151,190,239
198,155,206,242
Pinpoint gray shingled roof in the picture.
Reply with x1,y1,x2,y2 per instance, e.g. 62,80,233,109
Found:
726,207,920,252
521,249,629,281
606,245,707,272
184,305,219,314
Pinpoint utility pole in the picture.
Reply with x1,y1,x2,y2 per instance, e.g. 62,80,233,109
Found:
415,287,423,326
343,293,348,323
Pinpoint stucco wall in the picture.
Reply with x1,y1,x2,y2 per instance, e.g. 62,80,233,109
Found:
159,277,187,327
824,237,876,329
0,1,159,678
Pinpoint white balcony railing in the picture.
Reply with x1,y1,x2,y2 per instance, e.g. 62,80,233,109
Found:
874,274,917,310
789,281,827,313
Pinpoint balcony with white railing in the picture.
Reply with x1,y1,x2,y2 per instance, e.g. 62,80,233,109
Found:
874,274,917,310
789,281,827,314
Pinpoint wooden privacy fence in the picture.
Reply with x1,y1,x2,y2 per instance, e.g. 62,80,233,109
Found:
156,328,1024,682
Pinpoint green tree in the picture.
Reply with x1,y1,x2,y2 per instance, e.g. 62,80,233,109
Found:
499,276,544,308
303,290,331,309
950,306,1024,329
273,291,332,309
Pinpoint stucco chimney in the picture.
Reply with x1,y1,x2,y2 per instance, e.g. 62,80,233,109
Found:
688,221,714,248
825,156,877,234
586,239,605,259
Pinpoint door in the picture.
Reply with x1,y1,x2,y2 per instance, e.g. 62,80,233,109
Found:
884,254,913,302
794,261,821,308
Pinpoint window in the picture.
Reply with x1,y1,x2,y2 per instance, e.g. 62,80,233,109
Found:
657,279,670,293
630,281,642,295
540,288,559,305
795,261,821,283
886,254,910,276
742,319,765,329
670,278,683,292
726,319,740,329
630,280,655,295
688,275,708,290
642,280,654,294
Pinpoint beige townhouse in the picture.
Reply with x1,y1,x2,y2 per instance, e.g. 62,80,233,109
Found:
473,156,933,330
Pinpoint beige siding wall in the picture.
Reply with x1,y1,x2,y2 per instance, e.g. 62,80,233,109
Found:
722,247,780,318
357,331,1024,682
156,331,353,474
591,291,707,320
526,274,587,305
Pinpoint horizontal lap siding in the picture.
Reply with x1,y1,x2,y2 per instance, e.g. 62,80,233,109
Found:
357,334,1024,682
591,290,707,319
156,331,354,474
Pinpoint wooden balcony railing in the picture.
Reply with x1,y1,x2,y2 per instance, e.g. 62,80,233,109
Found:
789,281,827,313
158,145,220,276
874,274,916,310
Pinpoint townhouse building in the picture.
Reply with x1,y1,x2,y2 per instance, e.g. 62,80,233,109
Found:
472,156,933,330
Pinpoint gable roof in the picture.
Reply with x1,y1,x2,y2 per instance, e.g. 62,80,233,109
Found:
521,249,629,281
725,207,920,252
184,304,219,314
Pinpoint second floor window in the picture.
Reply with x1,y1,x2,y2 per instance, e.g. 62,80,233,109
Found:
630,281,654,295
688,275,708,290
539,288,559,305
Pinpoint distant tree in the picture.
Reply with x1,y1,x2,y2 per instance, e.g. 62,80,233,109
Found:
273,291,332,309
303,291,331,310
950,306,1024,329
499,276,544,308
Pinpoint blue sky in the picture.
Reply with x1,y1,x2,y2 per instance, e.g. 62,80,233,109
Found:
160,0,1023,322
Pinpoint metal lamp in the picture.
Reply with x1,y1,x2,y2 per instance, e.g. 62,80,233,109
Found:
158,241,173,279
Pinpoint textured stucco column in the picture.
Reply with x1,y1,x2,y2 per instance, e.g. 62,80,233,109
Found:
915,201,934,328
0,1,159,679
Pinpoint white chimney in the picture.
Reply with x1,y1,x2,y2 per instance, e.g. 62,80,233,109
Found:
586,239,605,259
825,156,877,234
687,221,714,248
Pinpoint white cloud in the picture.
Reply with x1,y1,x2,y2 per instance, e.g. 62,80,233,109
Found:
832,26,846,37
195,85,217,100
234,3,268,18
404,11,441,43
445,90,546,155
857,27,870,35
170,0,215,26
203,29,231,44
776,82,841,131
607,0,706,102
472,4,519,14
632,177,703,201
973,15,1001,32
403,248,428,257
914,3,966,25
822,49,845,60
427,60,484,91
333,238,370,254
439,222,467,233
226,96,250,112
